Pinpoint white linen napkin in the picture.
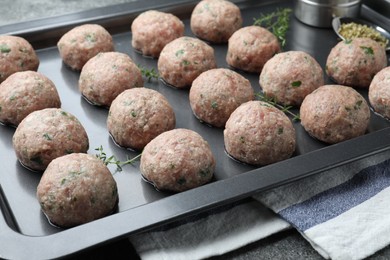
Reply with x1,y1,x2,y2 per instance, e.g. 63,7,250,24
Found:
129,150,390,260
255,150,390,260
129,200,290,260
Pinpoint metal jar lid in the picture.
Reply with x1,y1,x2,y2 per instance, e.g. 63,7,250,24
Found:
294,0,362,28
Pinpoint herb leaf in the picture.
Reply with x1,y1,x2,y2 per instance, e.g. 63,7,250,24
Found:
360,46,374,55
0,44,11,53
253,8,292,47
256,92,300,121
95,145,141,172
291,81,302,87
137,64,159,82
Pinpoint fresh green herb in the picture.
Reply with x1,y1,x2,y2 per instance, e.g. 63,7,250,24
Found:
131,110,137,117
137,64,159,82
85,33,96,43
360,46,374,55
256,92,300,121
95,145,141,172
43,133,53,141
211,101,218,109
253,8,292,47
291,81,302,87
345,39,352,44
0,44,11,53
182,60,191,66
175,49,185,57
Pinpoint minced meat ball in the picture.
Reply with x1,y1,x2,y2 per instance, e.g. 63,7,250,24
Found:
131,10,184,58
107,88,176,151
0,35,39,83
226,26,280,73
259,51,324,106
190,0,242,43
140,128,215,192
37,153,118,228
157,36,217,88
326,38,387,88
0,71,61,126
13,108,89,172
300,84,370,144
369,67,390,119
189,68,254,127
79,52,143,107
224,100,296,166
57,24,114,70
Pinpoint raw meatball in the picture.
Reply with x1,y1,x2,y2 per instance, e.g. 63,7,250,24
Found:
259,51,324,106
0,71,61,126
13,108,89,172
0,35,39,83
57,24,114,70
131,10,184,58
189,68,254,127
224,100,296,166
190,0,242,43
79,52,143,107
158,36,217,88
300,85,370,144
368,67,390,119
326,38,387,88
226,26,280,73
140,128,215,192
37,153,118,228
107,88,175,150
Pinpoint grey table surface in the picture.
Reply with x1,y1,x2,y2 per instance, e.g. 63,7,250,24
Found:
1,1,390,259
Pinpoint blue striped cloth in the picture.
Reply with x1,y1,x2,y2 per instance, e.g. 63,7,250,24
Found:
255,151,390,260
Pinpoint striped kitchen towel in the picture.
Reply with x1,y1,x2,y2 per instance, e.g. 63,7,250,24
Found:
255,150,390,260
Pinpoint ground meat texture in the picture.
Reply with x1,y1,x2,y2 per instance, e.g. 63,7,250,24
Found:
131,10,184,58
140,128,215,192
189,68,254,127
190,0,242,44
300,85,370,144
36,153,118,228
12,108,89,172
57,24,114,71
368,67,390,119
79,52,143,107
0,35,39,83
0,71,61,126
157,36,217,88
224,100,296,166
107,88,175,150
326,38,387,88
259,51,324,106
226,26,280,73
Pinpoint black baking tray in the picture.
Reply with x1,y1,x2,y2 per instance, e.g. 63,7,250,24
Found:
1,0,390,259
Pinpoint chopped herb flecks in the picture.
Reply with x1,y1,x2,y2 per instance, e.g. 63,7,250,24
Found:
291,81,302,87
360,46,374,55
0,44,11,53
43,133,53,140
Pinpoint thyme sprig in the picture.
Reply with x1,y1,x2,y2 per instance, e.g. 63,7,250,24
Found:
256,92,300,121
253,8,292,47
137,64,159,82
95,145,141,172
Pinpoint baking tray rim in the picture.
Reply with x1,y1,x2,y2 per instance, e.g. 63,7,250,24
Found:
1,0,389,259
